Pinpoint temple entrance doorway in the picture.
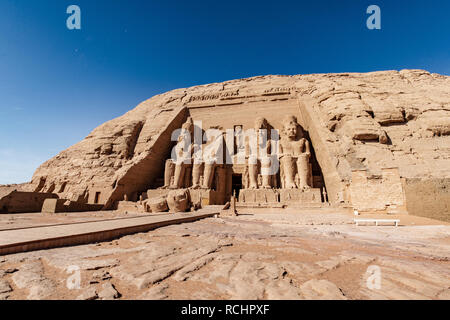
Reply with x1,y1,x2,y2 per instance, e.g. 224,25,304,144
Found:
232,174,243,199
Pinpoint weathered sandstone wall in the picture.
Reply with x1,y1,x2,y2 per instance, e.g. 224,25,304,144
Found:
403,178,450,222
349,168,407,213
0,191,58,213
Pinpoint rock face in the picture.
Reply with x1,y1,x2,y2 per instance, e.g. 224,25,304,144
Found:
25,70,450,219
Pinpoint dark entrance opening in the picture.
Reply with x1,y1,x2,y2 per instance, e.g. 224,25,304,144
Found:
232,174,243,199
94,192,101,204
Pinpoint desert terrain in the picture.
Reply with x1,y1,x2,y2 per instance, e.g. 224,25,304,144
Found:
1,210,449,300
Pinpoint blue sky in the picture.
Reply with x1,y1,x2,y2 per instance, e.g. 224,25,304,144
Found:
0,0,449,184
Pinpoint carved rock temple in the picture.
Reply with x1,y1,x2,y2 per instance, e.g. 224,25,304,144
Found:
2,70,450,221
142,114,326,213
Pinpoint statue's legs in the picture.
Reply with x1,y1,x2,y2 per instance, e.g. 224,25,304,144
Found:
202,163,215,189
281,156,297,189
183,165,192,188
261,156,272,189
163,159,175,188
192,163,203,189
172,163,185,189
248,156,258,189
296,154,311,190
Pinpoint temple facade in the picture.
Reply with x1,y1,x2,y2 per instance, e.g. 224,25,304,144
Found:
142,113,326,211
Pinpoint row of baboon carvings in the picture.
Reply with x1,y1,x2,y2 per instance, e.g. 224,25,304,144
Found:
160,115,313,191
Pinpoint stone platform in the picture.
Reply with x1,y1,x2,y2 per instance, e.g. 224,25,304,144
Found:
239,188,323,207
279,188,322,204
0,208,219,256
147,188,222,207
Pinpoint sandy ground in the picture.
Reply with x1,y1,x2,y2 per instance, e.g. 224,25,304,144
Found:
0,210,449,300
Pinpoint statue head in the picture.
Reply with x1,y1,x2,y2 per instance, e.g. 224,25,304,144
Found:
177,117,194,144
182,117,194,135
283,115,299,139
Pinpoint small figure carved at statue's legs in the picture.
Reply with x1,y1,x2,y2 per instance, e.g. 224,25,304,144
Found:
261,156,272,189
162,159,175,189
172,163,185,189
248,156,258,189
281,156,297,189
192,163,203,189
297,154,311,190
183,165,192,188
308,163,313,188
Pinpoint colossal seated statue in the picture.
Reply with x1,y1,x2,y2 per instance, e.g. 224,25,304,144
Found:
245,117,273,189
279,115,311,190
201,130,224,189
162,117,195,189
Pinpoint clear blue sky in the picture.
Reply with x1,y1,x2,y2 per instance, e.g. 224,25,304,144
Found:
0,0,449,184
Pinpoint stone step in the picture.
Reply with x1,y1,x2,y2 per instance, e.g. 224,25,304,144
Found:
0,210,218,256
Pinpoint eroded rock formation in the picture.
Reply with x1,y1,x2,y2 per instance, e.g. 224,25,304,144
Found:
22,70,450,218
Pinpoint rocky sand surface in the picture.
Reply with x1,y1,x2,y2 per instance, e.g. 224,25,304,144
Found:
0,212,449,300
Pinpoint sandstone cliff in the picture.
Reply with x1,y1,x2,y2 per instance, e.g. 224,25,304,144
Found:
28,70,450,212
